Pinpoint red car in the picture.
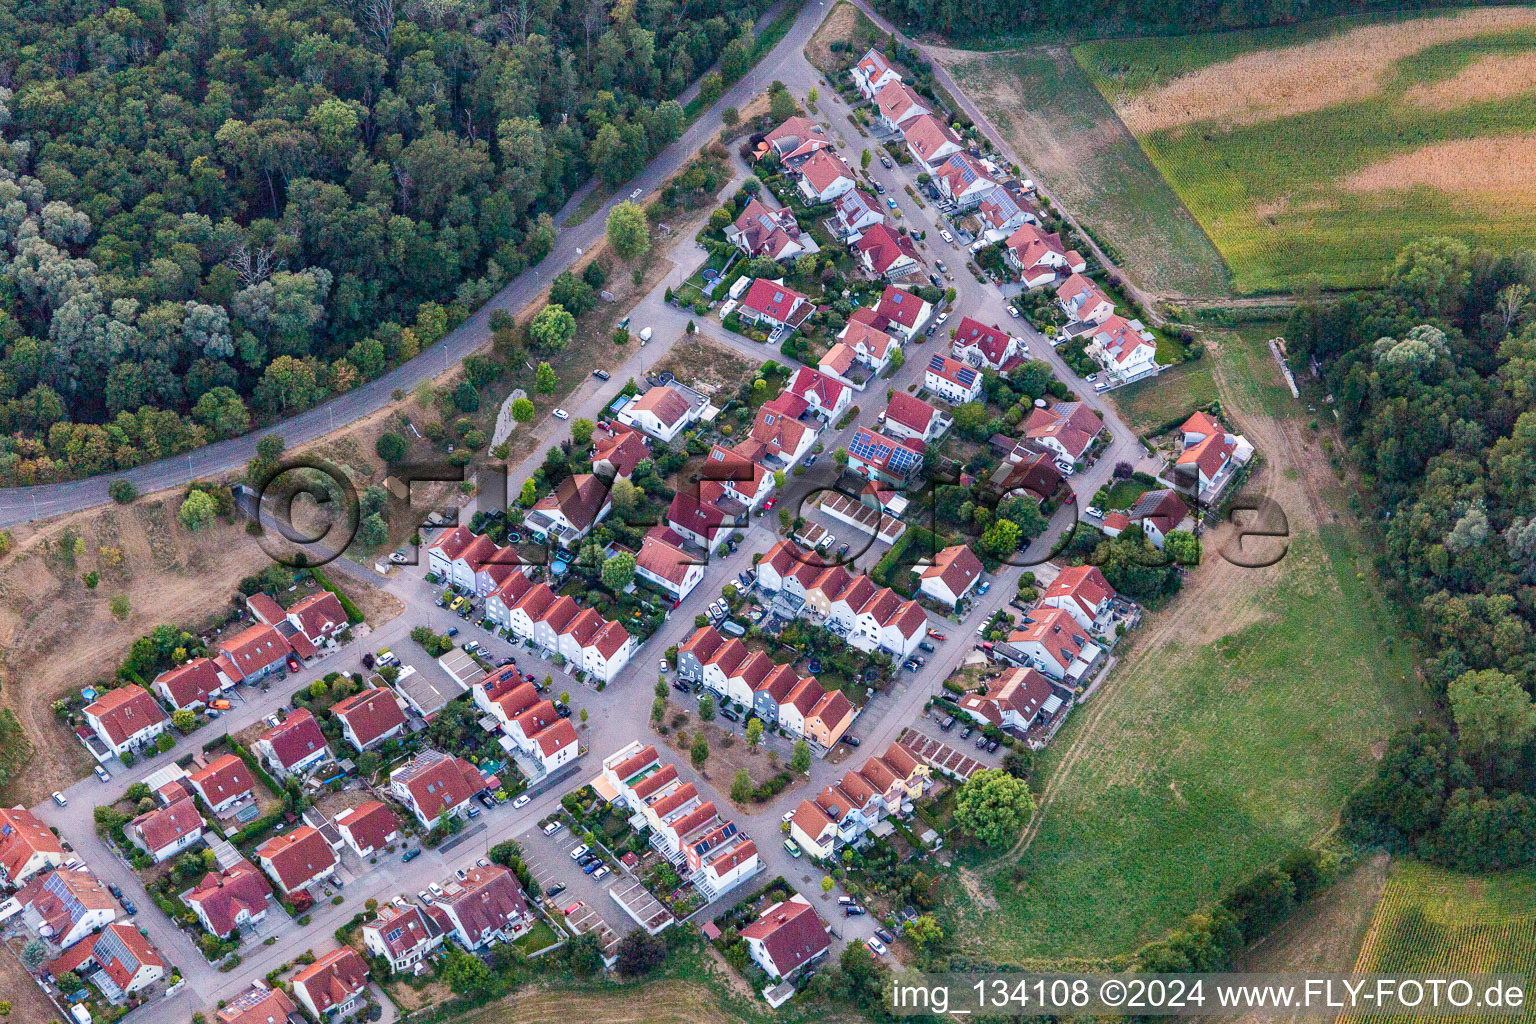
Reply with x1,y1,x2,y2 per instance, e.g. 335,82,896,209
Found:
564,901,585,916
927,629,947,640
763,497,777,510
286,655,302,672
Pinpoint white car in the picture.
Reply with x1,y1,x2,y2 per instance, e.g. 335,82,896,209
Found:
418,890,434,905
1055,459,1075,476
940,229,954,244
1085,373,1098,383
1007,304,1020,318
513,794,531,809
1085,506,1104,519
592,864,610,880
659,658,669,673
570,844,589,861
783,810,796,823
866,937,888,956
543,821,563,836
935,311,949,325
52,791,67,806
553,408,570,420
629,188,643,200
94,765,112,783
429,882,445,897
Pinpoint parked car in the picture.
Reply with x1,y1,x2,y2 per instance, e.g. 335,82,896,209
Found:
720,708,740,723
546,884,566,899
592,369,611,380
874,181,885,193
418,890,434,905
564,901,586,916
429,882,445,897
940,230,954,244
845,905,867,917
886,197,898,209
986,738,1001,753
783,810,797,824
919,641,936,653
122,899,138,916
553,408,570,420
880,155,893,168
513,794,530,809
936,311,950,325
593,865,610,880
543,821,564,836
583,860,601,875
840,735,861,747
960,725,974,739
875,928,896,944
1007,304,1021,318
570,844,589,861
763,497,777,510
940,716,956,731
976,734,990,750
94,765,112,783
927,629,947,640
402,848,421,863
456,868,469,881
866,937,888,956
51,791,66,807
978,580,992,594
783,839,803,858
108,883,124,899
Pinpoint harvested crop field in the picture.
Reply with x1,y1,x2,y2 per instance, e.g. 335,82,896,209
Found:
1073,7,1536,292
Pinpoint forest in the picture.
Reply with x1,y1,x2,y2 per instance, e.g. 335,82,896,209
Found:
0,0,770,485
873,0,1480,42
1284,237,1536,870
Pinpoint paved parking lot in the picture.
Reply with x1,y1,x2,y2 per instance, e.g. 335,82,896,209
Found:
516,822,622,957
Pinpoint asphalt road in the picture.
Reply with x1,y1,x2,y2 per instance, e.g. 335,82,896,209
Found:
0,0,833,530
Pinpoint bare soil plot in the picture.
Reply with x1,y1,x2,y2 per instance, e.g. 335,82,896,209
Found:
1343,135,1536,199
651,337,764,396
804,0,884,76
1405,50,1536,108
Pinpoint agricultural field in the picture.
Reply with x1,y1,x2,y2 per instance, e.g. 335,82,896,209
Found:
952,325,1429,965
1075,6,1536,293
935,46,1229,298
1340,861,1536,1024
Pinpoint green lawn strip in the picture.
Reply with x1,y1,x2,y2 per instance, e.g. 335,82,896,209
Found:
1111,359,1219,436
1102,478,1151,510
962,523,1426,965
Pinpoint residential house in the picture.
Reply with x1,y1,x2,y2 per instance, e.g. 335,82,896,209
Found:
854,222,922,280
871,285,932,341
216,984,299,1024
469,668,538,731
829,187,885,241
701,444,774,509
0,805,65,888
527,473,613,549
636,526,705,602
950,316,1022,372
287,591,349,646
333,801,400,858
47,922,164,1003
881,392,949,443
923,352,983,405
738,278,814,332
794,149,856,204
851,47,900,99
362,902,448,973
1040,565,1117,632
778,677,826,739
388,749,492,829
725,198,810,261
81,684,169,759
676,626,725,684
845,427,925,486
874,80,930,132
804,690,855,749
1056,273,1115,325
181,860,272,939
741,398,816,468
1175,411,1254,500
217,624,294,684
330,688,407,752
127,795,204,863
915,544,983,607
580,619,633,684
932,151,996,207
740,893,830,980
785,365,851,424
292,947,370,1021
958,666,1058,733
484,570,536,633
187,754,257,816
255,825,338,895
788,799,837,860
436,865,533,947
151,657,229,713
1127,489,1191,550
690,829,758,898
592,424,649,480
601,742,660,802
836,317,899,374
1085,314,1158,382
900,113,962,166
760,115,831,166
426,525,476,583
15,868,116,947
973,183,1033,243
989,447,1063,503
667,483,745,554
1005,224,1084,287
618,385,701,443
1023,401,1103,465
1008,606,1100,683
254,709,330,779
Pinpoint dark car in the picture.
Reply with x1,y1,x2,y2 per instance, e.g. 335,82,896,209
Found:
918,641,935,653
122,899,138,916
477,792,496,809
582,860,601,875
546,883,566,898
720,708,740,723
556,703,572,719
108,883,124,899
986,738,1001,753
840,735,861,747
592,369,611,380
960,725,974,739
402,848,421,863
844,905,867,917
875,928,895,944
976,734,989,750
445,627,459,637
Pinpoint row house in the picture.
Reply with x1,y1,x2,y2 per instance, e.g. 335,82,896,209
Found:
331,688,408,752
151,657,231,713
915,543,984,608
181,860,272,940
951,316,1023,372
726,198,812,262
601,743,661,803
0,805,65,888
636,526,706,602
788,741,929,858
924,352,983,405
851,47,901,99
493,577,633,681
526,473,613,550
881,391,949,443
47,922,164,1003
1005,223,1085,288
254,708,331,779
958,666,1060,734
1023,401,1103,465
81,684,169,760
292,947,370,1022
15,868,116,947
389,749,494,829
468,667,580,774
256,825,338,896
682,821,759,900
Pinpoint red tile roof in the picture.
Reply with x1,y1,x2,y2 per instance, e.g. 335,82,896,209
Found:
258,709,329,771
884,392,940,435
331,688,407,748
152,657,225,710
535,718,578,756
740,894,829,975
246,592,285,625
288,591,347,639
183,860,272,938
874,285,927,329
854,222,920,275
188,754,257,807
919,543,983,599
742,278,810,322
293,947,369,1014
129,795,203,854
0,806,63,883
392,750,487,820
334,801,399,853
219,623,293,678
796,149,853,194
84,684,168,747
256,825,337,892
1043,565,1115,620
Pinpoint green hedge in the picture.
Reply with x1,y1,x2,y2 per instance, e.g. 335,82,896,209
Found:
232,741,285,799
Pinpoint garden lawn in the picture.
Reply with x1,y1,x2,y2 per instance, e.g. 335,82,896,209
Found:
1075,13,1536,292
961,519,1427,966
1111,358,1219,436
1102,478,1151,510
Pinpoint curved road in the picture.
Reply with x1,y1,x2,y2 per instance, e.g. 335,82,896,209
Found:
0,0,828,529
